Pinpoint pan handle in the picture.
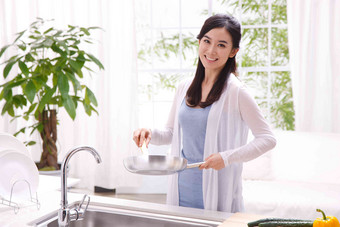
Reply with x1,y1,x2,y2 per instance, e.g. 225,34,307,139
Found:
186,162,205,169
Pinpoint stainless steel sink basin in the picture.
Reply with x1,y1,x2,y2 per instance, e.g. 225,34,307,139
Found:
29,202,223,227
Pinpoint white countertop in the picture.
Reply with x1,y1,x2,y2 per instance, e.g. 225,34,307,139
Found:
0,175,232,227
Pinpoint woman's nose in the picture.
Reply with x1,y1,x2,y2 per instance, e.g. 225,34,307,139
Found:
207,45,217,54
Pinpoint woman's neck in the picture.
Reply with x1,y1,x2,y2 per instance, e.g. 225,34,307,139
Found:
203,69,220,85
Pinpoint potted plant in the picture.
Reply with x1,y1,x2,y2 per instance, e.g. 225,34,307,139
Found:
0,18,104,171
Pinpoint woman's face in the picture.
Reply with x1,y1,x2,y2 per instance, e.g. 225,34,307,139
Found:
198,27,238,74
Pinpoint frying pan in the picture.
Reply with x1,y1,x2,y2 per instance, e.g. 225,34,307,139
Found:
123,155,205,175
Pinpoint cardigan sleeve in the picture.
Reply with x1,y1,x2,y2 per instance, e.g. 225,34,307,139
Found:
220,86,277,165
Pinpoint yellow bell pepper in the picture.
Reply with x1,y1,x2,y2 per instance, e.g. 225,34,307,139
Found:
314,209,340,227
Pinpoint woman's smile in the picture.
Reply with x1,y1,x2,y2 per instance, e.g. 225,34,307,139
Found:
205,55,218,62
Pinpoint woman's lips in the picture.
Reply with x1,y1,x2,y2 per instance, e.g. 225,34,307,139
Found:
205,55,218,62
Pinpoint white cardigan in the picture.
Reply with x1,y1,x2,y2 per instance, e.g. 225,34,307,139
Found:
151,74,276,212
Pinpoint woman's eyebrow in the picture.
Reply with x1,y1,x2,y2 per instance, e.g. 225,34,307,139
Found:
203,35,228,44
203,35,211,39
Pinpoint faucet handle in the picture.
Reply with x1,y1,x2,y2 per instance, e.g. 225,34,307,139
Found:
76,194,90,220
78,194,90,211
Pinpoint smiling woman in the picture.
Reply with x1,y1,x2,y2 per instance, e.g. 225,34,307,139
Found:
133,14,276,213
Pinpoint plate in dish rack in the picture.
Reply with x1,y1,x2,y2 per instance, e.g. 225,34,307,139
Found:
0,132,32,158
0,150,39,199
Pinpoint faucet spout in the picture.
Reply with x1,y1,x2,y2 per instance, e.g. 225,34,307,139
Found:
59,146,101,226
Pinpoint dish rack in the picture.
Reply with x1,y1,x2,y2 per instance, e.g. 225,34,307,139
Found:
0,179,40,214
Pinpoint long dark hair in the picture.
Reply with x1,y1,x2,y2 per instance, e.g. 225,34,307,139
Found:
186,14,241,108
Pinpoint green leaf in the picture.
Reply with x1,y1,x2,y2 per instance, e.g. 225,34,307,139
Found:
85,87,98,106
14,30,26,43
57,72,69,98
83,102,98,116
2,101,15,116
32,76,45,91
63,95,76,120
12,95,27,108
65,72,81,93
18,44,27,51
86,53,104,70
1,78,25,90
37,123,44,132
25,102,37,115
0,88,13,101
0,44,11,58
88,26,102,31
49,96,60,105
24,80,36,103
43,27,54,34
76,52,86,68
51,43,66,57
83,102,91,115
19,61,29,76
69,60,83,77
24,53,35,62
52,73,58,87
14,127,26,136
67,25,76,32
80,27,90,36
72,96,79,109
54,30,62,37
3,61,16,78
38,86,56,112
69,59,81,71
26,141,36,146
57,40,69,54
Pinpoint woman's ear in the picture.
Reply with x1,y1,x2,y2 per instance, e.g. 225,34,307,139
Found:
229,48,239,58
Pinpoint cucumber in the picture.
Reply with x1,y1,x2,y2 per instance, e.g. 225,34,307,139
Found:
258,221,314,227
248,218,313,227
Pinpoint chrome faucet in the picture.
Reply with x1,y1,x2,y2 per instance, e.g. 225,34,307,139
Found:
58,146,102,226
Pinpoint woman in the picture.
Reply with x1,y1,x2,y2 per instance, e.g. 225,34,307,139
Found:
133,14,276,212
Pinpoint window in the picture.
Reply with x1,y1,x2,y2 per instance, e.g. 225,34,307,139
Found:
135,0,294,130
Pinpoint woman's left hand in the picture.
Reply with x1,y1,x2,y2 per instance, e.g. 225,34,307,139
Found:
199,153,225,170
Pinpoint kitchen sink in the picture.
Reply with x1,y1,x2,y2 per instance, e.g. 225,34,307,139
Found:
29,202,223,227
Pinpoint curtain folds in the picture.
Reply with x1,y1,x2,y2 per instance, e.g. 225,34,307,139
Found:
0,0,141,190
287,0,340,133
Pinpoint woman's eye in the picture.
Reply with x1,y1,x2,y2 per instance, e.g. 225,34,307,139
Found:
218,44,226,48
203,39,210,44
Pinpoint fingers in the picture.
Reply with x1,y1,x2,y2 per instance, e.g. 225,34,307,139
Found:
199,154,214,169
199,162,208,170
199,153,225,170
132,130,141,147
132,128,151,147
145,132,152,147
140,130,147,146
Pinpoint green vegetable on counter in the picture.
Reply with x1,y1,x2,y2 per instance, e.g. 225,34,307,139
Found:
258,221,313,227
248,218,313,227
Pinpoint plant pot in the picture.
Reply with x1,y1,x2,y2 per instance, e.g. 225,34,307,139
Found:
35,163,69,176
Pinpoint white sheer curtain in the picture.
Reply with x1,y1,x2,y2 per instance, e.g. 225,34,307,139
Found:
287,0,340,133
0,0,141,190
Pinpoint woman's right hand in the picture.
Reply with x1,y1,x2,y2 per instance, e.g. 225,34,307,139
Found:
133,128,152,147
